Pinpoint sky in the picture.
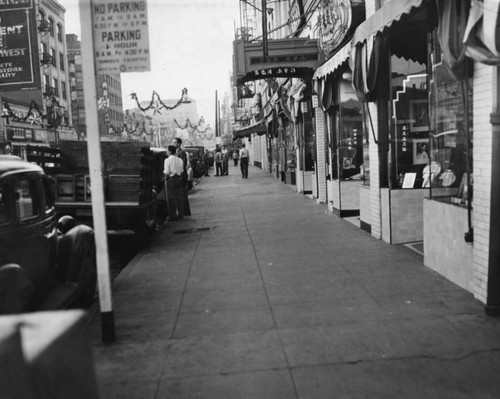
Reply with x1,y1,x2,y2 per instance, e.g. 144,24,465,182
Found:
60,0,240,126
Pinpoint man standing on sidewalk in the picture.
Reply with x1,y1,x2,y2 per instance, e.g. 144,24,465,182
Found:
221,145,229,175
239,143,249,179
164,145,184,221
172,137,191,216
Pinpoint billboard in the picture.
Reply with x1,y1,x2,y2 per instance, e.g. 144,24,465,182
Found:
0,0,41,91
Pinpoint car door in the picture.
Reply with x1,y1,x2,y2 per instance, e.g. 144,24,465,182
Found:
7,172,57,303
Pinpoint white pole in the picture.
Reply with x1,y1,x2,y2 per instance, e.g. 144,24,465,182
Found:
79,0,115,343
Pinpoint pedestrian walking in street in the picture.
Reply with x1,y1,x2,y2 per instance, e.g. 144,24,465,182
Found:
203,149,211,176
233,149,239,166
214,149,222,176
221,145,229,175
164,145,184,221
239,143,249,179
172,137,191,216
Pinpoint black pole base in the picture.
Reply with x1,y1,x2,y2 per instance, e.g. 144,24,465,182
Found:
484,304,500,317
101,311,116,344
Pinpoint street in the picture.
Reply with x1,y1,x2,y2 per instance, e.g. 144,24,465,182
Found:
87,164,500,398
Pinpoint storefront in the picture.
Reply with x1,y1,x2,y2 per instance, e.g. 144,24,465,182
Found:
351,0,436,243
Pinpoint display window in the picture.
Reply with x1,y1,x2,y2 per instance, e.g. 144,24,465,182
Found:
428,32,472,205
390,55,429,188
328,74,365,181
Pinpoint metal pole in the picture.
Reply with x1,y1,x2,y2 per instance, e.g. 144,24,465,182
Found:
79,0,115,343
261,0,268,59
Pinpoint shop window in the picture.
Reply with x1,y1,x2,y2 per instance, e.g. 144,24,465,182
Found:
328,78,364,181
428,32,472,204
390,55,429,188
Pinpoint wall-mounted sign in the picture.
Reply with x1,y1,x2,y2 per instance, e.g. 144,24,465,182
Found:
0,0,41,91
288,0,306,36
92,0,151,73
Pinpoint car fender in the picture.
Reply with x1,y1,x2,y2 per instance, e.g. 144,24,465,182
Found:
0,264,35,315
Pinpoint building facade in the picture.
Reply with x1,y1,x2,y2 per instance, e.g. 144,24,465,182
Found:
1,0,77,158
233,0,500,314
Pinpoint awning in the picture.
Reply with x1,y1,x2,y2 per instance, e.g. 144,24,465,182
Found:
464,0,500,65
352,0,426,46
313,40,352,81
232,120,267,139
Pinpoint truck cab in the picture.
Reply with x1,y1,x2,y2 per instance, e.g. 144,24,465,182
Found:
0,156,96,314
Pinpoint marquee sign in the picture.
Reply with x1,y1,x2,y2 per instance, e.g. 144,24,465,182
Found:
233,38,322,85
0,0,41,91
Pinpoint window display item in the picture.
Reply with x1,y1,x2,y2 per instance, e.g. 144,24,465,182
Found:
439,169,456,187
422,161,442,188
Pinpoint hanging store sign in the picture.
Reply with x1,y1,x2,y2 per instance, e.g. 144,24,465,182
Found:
92,0,151,73
318,0,352,56
0,0,41,91
233,38,322,85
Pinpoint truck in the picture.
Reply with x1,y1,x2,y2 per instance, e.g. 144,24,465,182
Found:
0,156,96,314
25,142,167,244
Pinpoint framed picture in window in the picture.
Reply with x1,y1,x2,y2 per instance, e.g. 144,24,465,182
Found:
409,99,429,132
413,138,429,165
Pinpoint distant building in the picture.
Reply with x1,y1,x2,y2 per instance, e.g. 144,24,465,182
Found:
66,34,125,141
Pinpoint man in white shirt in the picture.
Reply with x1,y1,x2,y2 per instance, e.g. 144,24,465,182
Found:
164,145,185,221
239,143,250,179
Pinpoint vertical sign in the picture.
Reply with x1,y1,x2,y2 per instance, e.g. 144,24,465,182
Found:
92,0,151,73
0,0,40,90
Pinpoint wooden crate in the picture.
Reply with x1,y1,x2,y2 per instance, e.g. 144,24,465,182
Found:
107,175,140,202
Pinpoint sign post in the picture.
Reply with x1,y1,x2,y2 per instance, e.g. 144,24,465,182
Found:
79,0,151,344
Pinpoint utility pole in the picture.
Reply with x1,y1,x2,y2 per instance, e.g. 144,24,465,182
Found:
261,0,268,59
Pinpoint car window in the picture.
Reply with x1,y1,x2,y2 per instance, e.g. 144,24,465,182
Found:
14,178,39,221
0,184,11,225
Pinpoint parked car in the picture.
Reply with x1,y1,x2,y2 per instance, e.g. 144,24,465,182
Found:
184,146,205,177
0,156,96,314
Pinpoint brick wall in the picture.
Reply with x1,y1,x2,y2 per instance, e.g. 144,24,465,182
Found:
472,63,494,304
315,107,328,203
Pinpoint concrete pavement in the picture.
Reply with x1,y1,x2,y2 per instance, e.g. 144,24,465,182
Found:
87,164,500,398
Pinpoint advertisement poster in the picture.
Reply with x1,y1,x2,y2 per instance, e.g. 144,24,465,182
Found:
0,0,40,91
92,0,151,73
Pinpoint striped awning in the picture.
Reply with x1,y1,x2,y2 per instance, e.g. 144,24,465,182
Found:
232,120,267,139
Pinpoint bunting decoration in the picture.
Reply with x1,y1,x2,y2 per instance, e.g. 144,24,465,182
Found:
173,117,214,140
2,100,47,126
129,88,190,114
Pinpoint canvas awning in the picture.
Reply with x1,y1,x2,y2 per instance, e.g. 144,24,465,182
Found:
313,40,352,81
232,120,267,139
352,0,426,46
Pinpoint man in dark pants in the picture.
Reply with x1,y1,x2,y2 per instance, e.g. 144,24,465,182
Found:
164,145,184,221
203,149,211,176
172,137,191,216
239,143,249,179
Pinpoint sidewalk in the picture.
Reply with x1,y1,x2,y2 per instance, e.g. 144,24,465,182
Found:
88,164,500,398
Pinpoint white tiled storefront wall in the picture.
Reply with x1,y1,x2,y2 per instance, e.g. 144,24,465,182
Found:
472,63,494,303
315,107,328,203
368,102,382,239
423,199,474,292
359,184,371,226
